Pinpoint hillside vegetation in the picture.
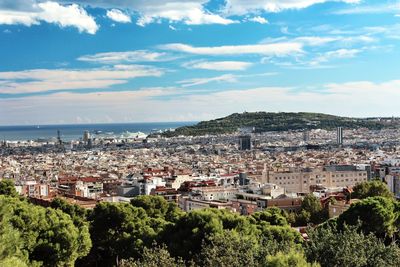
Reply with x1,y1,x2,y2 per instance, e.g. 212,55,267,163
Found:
161,112,395,137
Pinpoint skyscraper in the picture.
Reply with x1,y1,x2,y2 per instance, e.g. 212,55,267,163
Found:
239,135,251,150
303,130,310,142
337,127,343,145
83,130,90,143
57,130,62,145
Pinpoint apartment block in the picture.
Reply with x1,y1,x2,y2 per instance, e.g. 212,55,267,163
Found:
268,166,368,193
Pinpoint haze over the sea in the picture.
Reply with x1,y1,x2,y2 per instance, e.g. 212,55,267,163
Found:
0,122,194,141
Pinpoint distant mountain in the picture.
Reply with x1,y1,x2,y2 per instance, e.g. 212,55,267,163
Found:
158,112,398,137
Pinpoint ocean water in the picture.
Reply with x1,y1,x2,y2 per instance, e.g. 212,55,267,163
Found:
0,122,195,141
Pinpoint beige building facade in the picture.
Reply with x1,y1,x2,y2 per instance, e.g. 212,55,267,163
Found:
268,168,368,193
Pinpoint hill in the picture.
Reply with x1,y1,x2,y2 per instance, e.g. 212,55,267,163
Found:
159,112,396,137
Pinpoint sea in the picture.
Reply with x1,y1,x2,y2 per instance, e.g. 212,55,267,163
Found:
0,122,195,142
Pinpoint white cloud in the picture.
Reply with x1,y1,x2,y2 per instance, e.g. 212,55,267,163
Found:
308,48,361,66
38,2,98,34
78,50,170,64
57,0,237,26
363,24,400,40
177,74,237,87
0,10,39,26
106,9,131,23
104,0,236,27
247,16,268,24
0,0,363,29
3,79,400,125
223,0,361,15
262,35,374,47
177,72,277,86
135,3,237,26
0,65,164,94
183,60,253,71
292,36,338,46
0,1,98,34
323,48,361,58
334,3,400,15
159,42,303,56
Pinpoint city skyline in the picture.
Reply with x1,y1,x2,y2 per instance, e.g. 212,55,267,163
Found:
1,0,400,125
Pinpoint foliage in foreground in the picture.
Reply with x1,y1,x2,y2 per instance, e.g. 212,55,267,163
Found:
0,195,91,266
305,223,400,267
1,186,400,267
352,180,393,199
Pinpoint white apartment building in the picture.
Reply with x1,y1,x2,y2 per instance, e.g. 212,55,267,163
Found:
75,180,103,199
191,186,238,201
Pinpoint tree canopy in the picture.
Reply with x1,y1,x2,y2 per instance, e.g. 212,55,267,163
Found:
0,195,90,266
305,223,400,267
352,180,393,199
0,193,399,267
0,179,18,197
337,196,398,238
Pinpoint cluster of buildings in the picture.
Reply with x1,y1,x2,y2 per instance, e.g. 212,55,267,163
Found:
1,126,400,219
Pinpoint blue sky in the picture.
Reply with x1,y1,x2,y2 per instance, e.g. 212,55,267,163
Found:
1,0,400,125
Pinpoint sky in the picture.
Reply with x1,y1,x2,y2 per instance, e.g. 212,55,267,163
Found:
0,0,400,125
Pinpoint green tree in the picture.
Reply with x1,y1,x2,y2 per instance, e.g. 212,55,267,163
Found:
0,257,29,267
49,198,92,264
50,198,88,225
265,250,319,267
294,210,312,226
305,223,400,267
199,230,260,267
163,208,257,260
130,195,183,223
299,194,327,224
88,202,160,266
199,229,309,267
0,213,31,267
0,179,18,197
119,245,184,267
258,225,303,245
252,207,289,226
352,181,393,199
0,195,89,266
337,196,398,238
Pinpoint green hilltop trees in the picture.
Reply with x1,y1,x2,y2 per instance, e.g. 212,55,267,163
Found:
1,185,400,267
159,112,387,137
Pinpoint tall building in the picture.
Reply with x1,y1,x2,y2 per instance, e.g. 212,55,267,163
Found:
83,130,90,143
239,135,251,150
57,130,62,145
303,130,310,142
337,127,343,145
